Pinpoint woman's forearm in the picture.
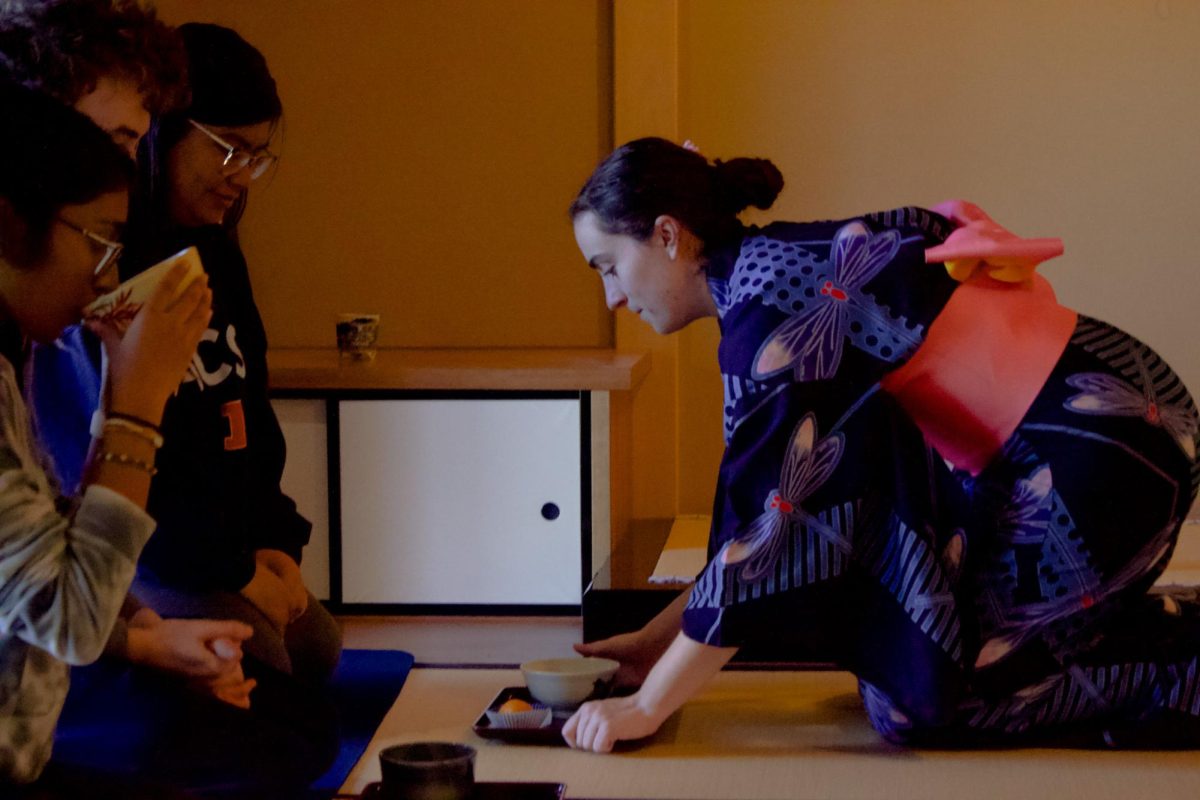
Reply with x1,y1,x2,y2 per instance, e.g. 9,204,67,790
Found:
634,632,737,723
643,588,693,647
80,427,156,507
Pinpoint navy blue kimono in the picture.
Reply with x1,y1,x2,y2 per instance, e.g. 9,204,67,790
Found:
682,208,1200,744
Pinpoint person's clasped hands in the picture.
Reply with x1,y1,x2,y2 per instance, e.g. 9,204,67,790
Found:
124,607,257,709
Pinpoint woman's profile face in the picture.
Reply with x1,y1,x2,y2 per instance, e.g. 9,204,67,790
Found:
573,210,711,335
166,119,274,228
2,190,128,343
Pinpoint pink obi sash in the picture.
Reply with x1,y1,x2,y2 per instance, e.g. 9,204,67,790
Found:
879,201,1077,474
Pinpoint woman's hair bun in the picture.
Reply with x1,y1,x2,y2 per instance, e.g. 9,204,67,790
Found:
570,137,786,253
712,157,784,213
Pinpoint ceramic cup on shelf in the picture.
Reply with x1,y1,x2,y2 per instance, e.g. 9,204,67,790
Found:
378,741,476,800
336,313,380,361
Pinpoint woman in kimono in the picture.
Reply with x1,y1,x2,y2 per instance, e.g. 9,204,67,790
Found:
564,137,1199,753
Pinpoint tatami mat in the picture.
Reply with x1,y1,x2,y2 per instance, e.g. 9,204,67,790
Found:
342,668,1200,800
339,615,580,666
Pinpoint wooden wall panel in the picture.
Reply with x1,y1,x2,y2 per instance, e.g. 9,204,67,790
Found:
154,0,612,350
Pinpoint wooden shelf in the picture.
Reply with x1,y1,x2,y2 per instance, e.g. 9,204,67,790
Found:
583,518,682,644
268,347,649,392
590,518,685,591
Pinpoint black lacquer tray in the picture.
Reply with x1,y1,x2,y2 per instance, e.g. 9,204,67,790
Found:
359,780,566,799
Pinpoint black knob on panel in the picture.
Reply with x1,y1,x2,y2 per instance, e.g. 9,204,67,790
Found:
540,502,560,521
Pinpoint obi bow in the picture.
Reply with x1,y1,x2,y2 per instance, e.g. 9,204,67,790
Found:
926,200,1064,283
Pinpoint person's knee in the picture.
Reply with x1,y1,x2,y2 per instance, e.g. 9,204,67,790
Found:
286,596,343,682
241,622,294,676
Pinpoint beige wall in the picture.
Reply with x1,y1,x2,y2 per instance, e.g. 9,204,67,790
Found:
611,1,685,522
626,0,1200,517
679,1,1200,392
154,0,612,349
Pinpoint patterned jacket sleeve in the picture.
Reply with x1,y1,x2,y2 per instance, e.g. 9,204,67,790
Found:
0,370,155,665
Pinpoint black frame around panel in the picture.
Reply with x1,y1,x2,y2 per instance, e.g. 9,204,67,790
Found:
325,398,342,605
271,388,591,616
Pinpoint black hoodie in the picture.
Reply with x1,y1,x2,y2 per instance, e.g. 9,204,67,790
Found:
135,225,310,591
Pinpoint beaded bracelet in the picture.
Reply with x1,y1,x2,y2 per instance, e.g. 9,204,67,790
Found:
107,411,162,434
102,417,164,449
96,450,158,476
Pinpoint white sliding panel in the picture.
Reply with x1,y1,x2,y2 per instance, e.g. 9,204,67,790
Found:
275,398,331,600
339,398,582,605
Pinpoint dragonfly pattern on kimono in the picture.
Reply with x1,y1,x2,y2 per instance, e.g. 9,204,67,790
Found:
689,413,850,618
719,412,847,583
1063,345,1198,461
746,221,927,382
975,511,1177,670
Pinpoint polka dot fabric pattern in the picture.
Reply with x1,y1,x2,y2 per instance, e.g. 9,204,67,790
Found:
730,234,925,370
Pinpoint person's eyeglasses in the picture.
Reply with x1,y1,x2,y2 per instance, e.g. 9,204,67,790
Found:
55,217,123,281
188,119,278,180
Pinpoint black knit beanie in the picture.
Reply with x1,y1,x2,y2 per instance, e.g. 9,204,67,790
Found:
179,22,281,126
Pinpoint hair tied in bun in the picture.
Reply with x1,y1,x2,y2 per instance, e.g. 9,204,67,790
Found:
712,157,784,214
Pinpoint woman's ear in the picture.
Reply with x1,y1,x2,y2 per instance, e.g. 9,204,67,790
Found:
0,198,35,270
0,198,18,264
653,214,682,259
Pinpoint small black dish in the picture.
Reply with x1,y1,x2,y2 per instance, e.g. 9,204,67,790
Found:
360,780,566,799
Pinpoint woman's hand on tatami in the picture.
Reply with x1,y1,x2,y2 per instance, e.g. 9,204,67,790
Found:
566,632,738,753
562,693,666,753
